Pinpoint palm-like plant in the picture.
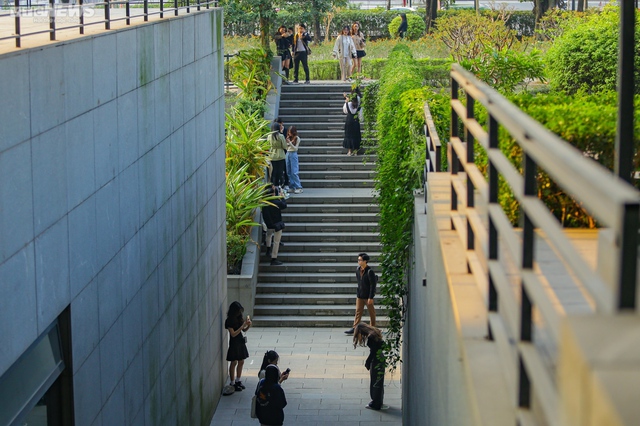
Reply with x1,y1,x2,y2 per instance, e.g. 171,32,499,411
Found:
226,164,275,236
225,109,271,179
231,48,274,102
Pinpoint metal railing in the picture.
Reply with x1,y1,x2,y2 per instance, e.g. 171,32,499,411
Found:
0,0,218,48
423,102,441,202
440,63,640,425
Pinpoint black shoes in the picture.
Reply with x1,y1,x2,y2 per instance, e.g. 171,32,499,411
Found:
365,403,381,410
270,259,283,266
304,80,310,84
344,328,354,335
265,247,272,257
233,381,245,391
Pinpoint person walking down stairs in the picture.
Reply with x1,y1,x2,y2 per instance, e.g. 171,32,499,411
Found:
262,185,287,266
342,93,362,156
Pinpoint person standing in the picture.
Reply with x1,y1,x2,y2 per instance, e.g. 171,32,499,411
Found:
397,13,408,39
353,323,386,410
274,26,293,82
262,185,287,266
342,92,362,156
351,22,366,75
268,121,288,188
225,301,251,391
332,26,357,82
292,23,312,84
285,126,303,194
255,365,288,426
345,253,376,335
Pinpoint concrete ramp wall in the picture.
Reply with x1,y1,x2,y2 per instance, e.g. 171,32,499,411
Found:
0,9,227,425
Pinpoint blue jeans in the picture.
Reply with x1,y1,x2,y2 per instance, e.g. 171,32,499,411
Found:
286,152,302,189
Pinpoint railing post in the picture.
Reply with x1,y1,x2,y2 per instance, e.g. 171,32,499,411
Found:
466,94,475,251
49,0,56,40
174,0,178,16
487,114,498,339
14,0,21,48
450,75,459,219
79,0,84,34
144,0,148,21
126,0,130,25
105,0,111,30
618,203,639,310
160,0,164,18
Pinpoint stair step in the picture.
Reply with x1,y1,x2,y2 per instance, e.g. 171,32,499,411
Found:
298,170,375,180
264,241,381,252
258,261,380,274
283,222,378,233
284,204,378,213
255,294,357,304
258,272,354,283
280,232,379,243
281,212,378,223
261,252,380,262
256,283,354,294
250,315,387,328
253,304,387,316
297,162,376,171
301,179,375,189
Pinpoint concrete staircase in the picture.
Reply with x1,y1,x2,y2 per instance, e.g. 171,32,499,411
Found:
253,83,386,327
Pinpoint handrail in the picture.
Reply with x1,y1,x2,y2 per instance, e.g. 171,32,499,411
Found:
423,103,441,202
443,62,640,425
0,0,218,48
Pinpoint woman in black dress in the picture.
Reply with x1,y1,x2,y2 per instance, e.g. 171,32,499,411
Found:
342,93,362,156
274,26,293,82
353,322,385,410
225,301,251,391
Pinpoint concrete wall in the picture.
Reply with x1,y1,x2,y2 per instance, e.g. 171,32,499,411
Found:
403,174,513,426
0,9,227,425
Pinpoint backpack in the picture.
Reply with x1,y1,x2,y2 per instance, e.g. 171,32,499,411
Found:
368,269,379,286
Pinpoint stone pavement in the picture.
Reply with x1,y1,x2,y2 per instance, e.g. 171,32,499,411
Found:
210,327,402,426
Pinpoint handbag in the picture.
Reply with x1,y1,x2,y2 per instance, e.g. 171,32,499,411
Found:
307,47,312,55
250,395,258,418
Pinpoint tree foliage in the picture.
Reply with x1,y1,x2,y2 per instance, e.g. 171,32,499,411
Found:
387,13,426,40
545,6,640,95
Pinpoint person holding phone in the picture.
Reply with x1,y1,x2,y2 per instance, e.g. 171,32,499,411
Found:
258,350,291,384
292,23,312,84
332,25,357,82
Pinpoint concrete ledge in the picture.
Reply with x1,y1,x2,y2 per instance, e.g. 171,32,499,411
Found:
227,222,261,318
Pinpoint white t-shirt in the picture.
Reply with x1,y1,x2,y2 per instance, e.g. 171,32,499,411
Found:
287,136,300,152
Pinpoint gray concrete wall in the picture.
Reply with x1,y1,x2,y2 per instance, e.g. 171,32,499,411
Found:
0,9,227,425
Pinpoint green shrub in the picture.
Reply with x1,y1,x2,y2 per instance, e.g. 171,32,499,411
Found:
387,13,426,40
227,232,249,274
545,6,640,95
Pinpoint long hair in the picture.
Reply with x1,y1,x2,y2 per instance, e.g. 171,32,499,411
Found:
287,126,298,139
351,22,362,37
226,301,244,326
260,350,279,373
350,95,359,109
353,323,383,348
271,121,281,137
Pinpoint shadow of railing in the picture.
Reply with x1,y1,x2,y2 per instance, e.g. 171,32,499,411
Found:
429,63,640,425
0,0,218,48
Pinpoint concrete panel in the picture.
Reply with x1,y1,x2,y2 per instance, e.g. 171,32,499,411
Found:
158,310,174,368
141,270,159,342
171,185,186,247
32,125,67,236
204,54,215,108
137,25,155,86
157,249,176,315
68,195,98,298
66,112,96,211
195,57,206,115
0,52,30,152
116,29,138,97
139,214,158,282
137,82,157,156
35,217,70,332
169,68,185,133
71,278,100,374
93,101,119,190
0,245,37,377
195,164,207,220
142,320,162,397
154,21,171,79
64,39,94,122
170,128,185,197
160,352,177,421
156,201,173,266
138,147,158,225
97,255,122,339
119,163,141,245
92,35,117,107
156,137,172,208
155,74,172,143
195,106,212,168
182,15,196,66
122,287,143,369
0,142,33,262
29,47,64,137
121,233,142,307
183,117,196,180
95,178,121,269
117,90,139,172
74,347,102,426
184,174,197,230
101,380,125,426
100,316,124,404
169,18,183,73
124,349,144,423
194,14,210,62
182,63,196,126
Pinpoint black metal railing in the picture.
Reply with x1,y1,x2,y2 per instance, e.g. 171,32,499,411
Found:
0,0,218,48
224,52,237,92
423,102,441,202
440,63,640,425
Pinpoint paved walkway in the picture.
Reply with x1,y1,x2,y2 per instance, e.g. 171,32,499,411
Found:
210,327,402,426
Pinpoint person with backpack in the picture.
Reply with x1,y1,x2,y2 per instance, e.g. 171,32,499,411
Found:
345,253,377,335
255,365,288,426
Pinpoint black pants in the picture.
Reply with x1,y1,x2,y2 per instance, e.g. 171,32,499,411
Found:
369,359,385,409
293,51,310,82
271,159,286,187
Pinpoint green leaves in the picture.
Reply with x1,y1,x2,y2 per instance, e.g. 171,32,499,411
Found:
230,48,274,102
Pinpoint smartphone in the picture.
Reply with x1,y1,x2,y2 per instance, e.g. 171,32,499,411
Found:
284,368,291,374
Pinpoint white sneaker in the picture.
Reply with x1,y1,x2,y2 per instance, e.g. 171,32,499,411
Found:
294,188,303,194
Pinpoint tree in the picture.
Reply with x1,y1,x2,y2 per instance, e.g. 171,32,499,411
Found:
425,0,438,33
281,0,348,44
222,0,277,51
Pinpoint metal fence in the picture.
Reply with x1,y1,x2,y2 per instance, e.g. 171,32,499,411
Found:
435,63,640,425
0,0,218,48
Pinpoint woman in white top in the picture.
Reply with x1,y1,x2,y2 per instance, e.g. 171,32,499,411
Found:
332,26,357,82
285,126,303,193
